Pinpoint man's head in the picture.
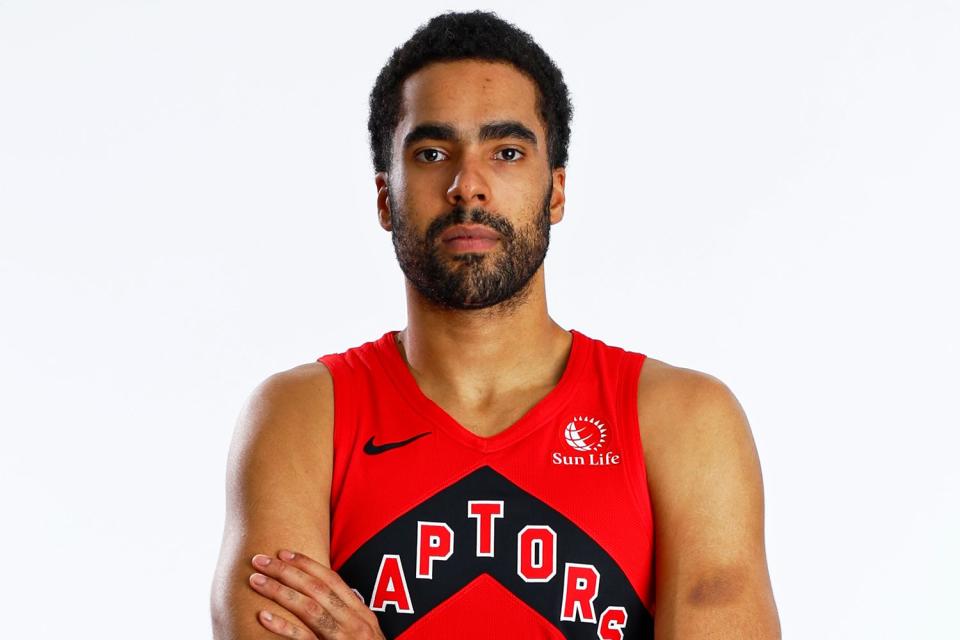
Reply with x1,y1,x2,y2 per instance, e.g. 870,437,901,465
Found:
368,11,573,173
369,12,573,311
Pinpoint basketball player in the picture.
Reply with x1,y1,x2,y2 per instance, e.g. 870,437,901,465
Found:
211,11,781,640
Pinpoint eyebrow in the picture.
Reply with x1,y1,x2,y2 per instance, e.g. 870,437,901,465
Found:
479,121,538,146
402,120,539,150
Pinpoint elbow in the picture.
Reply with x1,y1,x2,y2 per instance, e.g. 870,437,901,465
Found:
210,578,285,640
209,582,232,640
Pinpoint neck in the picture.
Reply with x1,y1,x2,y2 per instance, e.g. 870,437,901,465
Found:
396,268,571,404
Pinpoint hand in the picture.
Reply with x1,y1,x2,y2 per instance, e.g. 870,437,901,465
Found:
248,549,385,639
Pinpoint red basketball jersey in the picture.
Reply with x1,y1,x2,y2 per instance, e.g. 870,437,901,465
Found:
317,329,655,639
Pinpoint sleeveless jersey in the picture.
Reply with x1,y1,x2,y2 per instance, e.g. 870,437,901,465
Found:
317,329,655,639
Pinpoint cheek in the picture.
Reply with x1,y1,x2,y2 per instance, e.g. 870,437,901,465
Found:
392,169,443,208
498,165,549,200
408,170,455,204
516,176,551,215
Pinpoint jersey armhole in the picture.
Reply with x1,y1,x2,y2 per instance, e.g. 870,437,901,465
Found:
317,353,351,512
616,350,655,542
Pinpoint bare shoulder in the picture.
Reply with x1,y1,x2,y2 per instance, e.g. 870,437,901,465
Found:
223,360,335,493
635,357,781,639
636,356,749,460
240,361,334,433
637,355,735,408
210,360,336,639
257,360,334,404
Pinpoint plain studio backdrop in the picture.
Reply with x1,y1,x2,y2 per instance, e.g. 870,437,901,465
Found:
1,1,957,637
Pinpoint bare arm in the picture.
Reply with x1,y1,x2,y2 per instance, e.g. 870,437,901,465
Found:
639,363,781,639
210,363,335,639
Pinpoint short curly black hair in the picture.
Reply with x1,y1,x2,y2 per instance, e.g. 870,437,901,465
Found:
368,10,573,173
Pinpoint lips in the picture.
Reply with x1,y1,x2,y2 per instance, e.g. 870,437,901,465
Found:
440,224,501,242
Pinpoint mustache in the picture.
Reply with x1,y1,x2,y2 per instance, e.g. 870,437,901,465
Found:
425,205,515,244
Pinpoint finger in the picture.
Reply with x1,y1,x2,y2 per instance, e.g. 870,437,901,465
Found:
253,551,381,636
249,571,343,637
277,550,376,620
257,608,320,640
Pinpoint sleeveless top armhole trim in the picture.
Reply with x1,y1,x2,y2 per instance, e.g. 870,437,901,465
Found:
617,350,655,538
317,352,347,510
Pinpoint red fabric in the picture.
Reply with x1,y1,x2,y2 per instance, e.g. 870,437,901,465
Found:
318,329,654,636
407,573,565,639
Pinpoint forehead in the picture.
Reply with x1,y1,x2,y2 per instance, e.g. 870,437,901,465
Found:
397,60,543,136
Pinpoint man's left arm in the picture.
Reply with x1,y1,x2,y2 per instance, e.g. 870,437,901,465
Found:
640,366,781,639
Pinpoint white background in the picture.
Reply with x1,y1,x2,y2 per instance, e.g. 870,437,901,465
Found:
1,1,957,637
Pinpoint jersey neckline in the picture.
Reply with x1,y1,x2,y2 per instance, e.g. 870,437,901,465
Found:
372,328,590,453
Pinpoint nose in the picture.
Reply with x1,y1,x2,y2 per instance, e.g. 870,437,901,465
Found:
445,154,490,207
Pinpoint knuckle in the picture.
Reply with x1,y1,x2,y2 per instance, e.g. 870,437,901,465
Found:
276,560,294,578
326,590,348,610
260,576,280,595
272,615,290,632
356,625,378,640
324,568,349,588
308,579,330,598
277,560,306,583
346,616,367,630
313,609,338,633
303,598,324,618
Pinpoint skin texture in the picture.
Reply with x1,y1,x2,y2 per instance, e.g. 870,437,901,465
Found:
387,166,553,311
210,59,781,639
638,361,782,638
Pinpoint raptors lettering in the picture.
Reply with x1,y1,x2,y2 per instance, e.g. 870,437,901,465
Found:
334,464,653,637
365,498,630,638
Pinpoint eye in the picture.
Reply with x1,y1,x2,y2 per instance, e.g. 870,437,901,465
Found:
414,148,448,163
494,148,524,162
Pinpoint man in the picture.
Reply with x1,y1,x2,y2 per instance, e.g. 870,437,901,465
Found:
210,11,781,640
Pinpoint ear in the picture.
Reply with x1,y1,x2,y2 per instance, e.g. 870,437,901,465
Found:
375,172,392,231
549,167,566,224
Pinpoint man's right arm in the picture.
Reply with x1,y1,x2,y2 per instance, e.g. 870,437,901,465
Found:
210,362,335,639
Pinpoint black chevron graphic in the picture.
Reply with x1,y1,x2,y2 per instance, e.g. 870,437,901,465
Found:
336,465,654,638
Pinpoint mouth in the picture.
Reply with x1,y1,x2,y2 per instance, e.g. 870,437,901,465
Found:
439,224,501,253
439,224,501,242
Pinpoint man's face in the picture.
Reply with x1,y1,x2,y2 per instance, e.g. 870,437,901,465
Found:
377,60,565,311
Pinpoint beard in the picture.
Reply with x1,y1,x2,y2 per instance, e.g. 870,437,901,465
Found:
389,179,553,311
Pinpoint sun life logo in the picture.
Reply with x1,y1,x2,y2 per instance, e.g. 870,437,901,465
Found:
553,416,620,466
563,416,607,452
